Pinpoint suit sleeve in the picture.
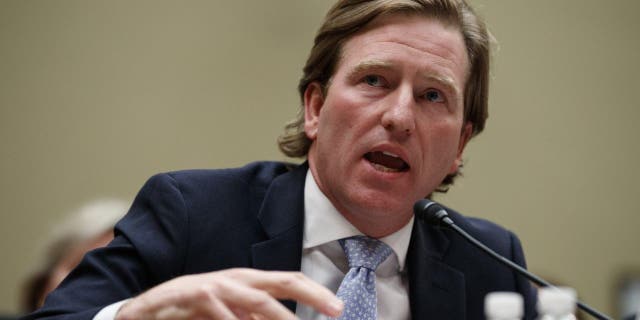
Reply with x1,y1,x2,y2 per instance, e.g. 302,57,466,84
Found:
24,173,190,320
509,231,538,320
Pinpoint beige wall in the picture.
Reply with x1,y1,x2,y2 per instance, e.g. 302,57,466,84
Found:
1,0,638,317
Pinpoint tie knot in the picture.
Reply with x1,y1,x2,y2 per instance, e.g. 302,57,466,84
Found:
339,236,393,271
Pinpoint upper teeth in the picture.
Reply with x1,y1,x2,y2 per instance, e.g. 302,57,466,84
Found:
381,151,400,158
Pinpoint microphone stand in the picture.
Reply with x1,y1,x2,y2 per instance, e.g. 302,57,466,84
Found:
414,200,612,320
446,221,611,320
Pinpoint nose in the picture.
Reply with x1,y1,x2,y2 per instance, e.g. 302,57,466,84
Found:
381,87,416,138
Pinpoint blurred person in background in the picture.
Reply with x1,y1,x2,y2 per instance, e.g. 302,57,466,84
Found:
21,199,129,313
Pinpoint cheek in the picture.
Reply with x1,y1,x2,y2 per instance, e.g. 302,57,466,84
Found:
418,120,464,159
318,96,361,134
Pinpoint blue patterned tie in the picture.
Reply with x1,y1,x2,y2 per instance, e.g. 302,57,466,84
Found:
334,236,393,320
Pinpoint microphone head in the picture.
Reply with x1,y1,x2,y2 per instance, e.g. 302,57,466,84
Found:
413,199,452,226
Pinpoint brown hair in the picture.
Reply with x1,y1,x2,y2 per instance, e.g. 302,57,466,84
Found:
278,0,492,192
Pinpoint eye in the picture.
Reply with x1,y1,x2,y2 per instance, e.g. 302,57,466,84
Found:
363,75,384,87
424,89,445,103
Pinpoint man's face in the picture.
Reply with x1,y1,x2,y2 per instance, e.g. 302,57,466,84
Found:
304,13,472,236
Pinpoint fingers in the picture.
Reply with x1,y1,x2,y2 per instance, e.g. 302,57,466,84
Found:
191,287,239,320
118,283,241,320
214,277,297,320
116,268,342,320
224,269,343,317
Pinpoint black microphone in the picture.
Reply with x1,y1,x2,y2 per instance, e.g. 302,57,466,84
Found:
413,199,612,320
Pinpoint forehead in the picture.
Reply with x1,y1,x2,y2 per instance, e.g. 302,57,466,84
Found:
336,13,469,86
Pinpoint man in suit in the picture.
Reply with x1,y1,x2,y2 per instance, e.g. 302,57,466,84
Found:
28,0,536,319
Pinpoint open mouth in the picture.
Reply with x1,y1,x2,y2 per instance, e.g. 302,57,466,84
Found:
364,151,410,173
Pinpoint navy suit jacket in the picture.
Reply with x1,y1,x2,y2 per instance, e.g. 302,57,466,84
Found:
26,161,536,319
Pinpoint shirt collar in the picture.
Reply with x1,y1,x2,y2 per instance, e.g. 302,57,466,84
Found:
302,170,414,270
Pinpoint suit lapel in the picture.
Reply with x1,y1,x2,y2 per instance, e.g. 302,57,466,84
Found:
407,218,467,320
251,162,308,312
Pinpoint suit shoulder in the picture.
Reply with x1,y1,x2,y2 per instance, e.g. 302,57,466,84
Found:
446,206,510,231
446,207,517,255
146,161,297,191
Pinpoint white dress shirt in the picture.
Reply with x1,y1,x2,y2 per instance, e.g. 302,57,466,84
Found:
95,169,413,320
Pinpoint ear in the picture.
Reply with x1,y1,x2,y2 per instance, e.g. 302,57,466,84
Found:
448,122,474,174
303,82,325,140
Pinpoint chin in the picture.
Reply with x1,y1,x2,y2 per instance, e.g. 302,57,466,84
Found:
352,191,413,217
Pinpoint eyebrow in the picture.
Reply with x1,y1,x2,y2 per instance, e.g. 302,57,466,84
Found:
346,59,394,81
347,59,461,97
422,73,460,97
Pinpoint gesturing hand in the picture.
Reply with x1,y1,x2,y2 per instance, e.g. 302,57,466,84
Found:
115,268,343,320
